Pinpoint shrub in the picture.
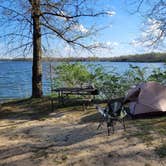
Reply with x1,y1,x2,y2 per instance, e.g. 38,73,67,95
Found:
52,62,166,100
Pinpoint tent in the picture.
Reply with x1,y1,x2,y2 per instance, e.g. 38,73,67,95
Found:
124,81,166,116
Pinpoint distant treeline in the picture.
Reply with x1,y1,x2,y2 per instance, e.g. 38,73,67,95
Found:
1,52,166,62
110,52,166,62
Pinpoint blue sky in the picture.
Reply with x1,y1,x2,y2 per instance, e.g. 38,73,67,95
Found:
73,0,165,57
95,0,142,56
53,0,159,58
0,0,164,58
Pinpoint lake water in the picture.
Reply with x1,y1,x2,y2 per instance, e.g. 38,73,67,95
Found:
0,60,165,101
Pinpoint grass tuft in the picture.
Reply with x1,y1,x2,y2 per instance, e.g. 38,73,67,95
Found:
155,143,166,158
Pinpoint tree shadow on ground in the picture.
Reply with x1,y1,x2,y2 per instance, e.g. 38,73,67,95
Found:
0,98,165,165
0,97,99,122
79,112,102,124
0,121,132,165
0,134,163,166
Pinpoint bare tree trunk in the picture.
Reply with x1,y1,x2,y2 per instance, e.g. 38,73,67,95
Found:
31,0,43,98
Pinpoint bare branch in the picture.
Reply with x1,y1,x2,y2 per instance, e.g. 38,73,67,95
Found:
0,5,32,25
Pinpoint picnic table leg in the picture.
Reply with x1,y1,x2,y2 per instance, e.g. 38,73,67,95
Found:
51,98,54,111
93,95,95,103
58,91,61,104
61,92,64,105
58,91,63,104
83,103,86,111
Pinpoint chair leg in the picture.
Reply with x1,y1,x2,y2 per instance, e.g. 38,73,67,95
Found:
121,118,126,131
107,126,110,136
97,117,105,130
123,118,126,131
97,123,102,130
112,121,115,134
107,119,114,135
107,121,111,136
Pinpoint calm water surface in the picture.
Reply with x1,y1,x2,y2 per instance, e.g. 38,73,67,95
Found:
0,61,165,101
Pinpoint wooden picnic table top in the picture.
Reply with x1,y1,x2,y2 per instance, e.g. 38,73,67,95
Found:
52,87,98,94
51,87,99,106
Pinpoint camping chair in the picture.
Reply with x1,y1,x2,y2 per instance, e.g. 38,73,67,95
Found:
96,101,127,135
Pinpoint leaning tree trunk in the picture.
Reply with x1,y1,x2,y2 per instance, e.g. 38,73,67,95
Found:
31,0,43,98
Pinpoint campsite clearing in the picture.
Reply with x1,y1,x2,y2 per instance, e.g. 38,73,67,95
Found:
0,98,165,166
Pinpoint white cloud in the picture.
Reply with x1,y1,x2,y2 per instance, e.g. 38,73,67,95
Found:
106,41,119,47
132,18,164,48
130,39,141,47
144,18,163,39
56,10,68,21
92,42,101,47
105,41,111,46
106,11,116,16
112,42,119,46
72,24,88,33
109,24,113,28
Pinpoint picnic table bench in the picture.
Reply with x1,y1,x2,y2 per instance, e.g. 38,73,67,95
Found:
51,86,99,110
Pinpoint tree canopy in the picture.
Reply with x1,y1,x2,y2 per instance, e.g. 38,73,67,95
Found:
0,0,113,97
128,0,166,47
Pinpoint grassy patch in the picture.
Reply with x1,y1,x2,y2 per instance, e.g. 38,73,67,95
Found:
126,116,166,146
144,163,151,166
126,119,153,145
0,97,97,123
52,153,68,164
126,130,153,146
155,143,166,158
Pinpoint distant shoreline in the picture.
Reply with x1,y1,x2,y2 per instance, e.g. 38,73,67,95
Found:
0,52,166,63
0,59,165,63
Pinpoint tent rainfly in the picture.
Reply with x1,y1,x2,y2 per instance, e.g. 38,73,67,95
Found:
124,81,166,116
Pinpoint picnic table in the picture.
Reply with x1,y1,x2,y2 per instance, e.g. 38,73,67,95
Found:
51,86,99,110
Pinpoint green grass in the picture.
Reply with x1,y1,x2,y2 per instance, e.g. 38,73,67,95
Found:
155,143,166,158
126,117,166,146
126,116,166,159
144,163,151,166
126,130,154,146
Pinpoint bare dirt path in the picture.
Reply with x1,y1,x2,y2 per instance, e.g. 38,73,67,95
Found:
0,101,165,166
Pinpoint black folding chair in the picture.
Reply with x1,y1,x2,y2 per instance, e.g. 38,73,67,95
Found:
96,101,127,135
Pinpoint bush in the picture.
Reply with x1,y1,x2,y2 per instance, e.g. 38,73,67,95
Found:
148,67,166,84
52,62,166,100
53,62,124,99
53,62,91,88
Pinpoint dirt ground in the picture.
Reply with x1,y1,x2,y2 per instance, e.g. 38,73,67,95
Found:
0,99,165,166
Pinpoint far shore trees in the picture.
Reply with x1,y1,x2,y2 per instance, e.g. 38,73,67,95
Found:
0,0,113,98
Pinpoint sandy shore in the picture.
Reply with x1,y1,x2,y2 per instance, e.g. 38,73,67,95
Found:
0,101,165,166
